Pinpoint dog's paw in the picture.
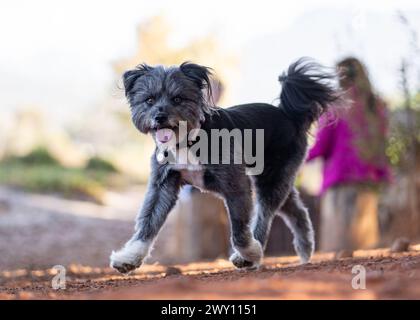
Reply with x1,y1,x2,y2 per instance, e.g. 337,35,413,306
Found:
110,260,139,275
229,239,263,270
109,240,149,275
229,251,260,270
293,231,315,265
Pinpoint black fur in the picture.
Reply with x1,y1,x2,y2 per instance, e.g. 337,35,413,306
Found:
279,57,337,127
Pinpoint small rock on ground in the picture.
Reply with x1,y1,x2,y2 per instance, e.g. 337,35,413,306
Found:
334,250,354,259
390,237,410,253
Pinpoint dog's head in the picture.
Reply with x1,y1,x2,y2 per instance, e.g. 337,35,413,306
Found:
123,62,214,144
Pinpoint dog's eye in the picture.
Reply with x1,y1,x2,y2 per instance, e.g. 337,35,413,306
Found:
173,96,182,104
145,97,155,105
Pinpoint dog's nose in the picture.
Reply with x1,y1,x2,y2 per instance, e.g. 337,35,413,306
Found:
154,113,168,124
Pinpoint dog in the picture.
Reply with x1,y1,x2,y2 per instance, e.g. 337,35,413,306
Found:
110,58,338,274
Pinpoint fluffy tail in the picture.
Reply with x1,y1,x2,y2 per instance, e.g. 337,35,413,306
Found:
279,58,339,130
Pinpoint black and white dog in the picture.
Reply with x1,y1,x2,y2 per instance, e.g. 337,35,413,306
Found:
110,58,338,274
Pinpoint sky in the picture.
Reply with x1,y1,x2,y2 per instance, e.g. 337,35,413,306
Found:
1,0,420,122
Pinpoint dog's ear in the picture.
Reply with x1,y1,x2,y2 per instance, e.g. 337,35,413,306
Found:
123,64,153,97
180,62,213,91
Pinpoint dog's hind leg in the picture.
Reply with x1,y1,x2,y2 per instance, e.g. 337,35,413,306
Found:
250,163,296,250
252,185,291,251
230,179,291,269
205,167,263,270
110,166,181,274
225,163,294,269
278,187,315,264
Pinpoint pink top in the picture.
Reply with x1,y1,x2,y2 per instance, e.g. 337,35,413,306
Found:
307,87,391,194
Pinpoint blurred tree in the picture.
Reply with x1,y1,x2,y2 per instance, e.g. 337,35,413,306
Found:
113,15,237,105
383,12,420,241
1,107,85,167
3,107,47,157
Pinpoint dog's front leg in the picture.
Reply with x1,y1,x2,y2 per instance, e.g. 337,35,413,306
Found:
225,192,263,270
110,167,181,274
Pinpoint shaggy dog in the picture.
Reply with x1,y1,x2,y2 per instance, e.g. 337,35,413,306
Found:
110,58,338,274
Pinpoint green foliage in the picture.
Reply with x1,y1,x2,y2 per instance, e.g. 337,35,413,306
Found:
0,148,131,203
0,163,106,203
4,147,59,166
386,106,420,169
85,156,118,173
386,135,407,166
413,91,420,108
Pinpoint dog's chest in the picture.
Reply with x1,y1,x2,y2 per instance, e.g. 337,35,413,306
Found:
162,146,205,189
178,168,205,189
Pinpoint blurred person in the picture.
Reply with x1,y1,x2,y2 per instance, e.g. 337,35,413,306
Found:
307,57,391,252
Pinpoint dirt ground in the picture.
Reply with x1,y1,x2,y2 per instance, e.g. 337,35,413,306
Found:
1,246,420,300
1,186,420,300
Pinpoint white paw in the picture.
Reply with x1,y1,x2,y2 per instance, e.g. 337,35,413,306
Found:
298,251,312,265
230,239,263,270
229,251,260,270
110,240,150,274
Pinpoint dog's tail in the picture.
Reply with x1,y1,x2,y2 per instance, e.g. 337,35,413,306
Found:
278,58,339,131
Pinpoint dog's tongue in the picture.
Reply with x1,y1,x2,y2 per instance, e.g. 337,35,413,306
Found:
155,128,174,143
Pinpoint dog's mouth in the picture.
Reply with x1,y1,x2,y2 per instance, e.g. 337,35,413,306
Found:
155,128,174,143
152,125,178,144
